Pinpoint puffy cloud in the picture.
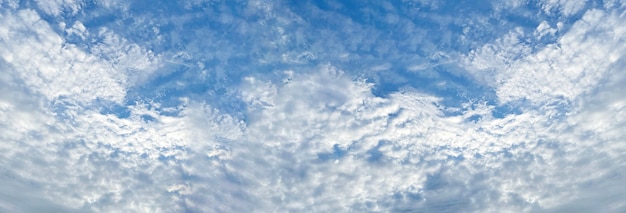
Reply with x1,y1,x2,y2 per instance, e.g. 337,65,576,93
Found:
464,8,626,105
0,9,159,104
177,62,625,212
0,7,176,213
1,1,625,212
539,0,589,16
34,0,84,16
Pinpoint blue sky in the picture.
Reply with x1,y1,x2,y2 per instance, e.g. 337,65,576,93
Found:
1,0,626,212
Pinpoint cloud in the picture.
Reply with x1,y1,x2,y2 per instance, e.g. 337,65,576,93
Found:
463,8,626,105
34,0,84,16
457,3,626,212
0,7,179,213
0,9,148,104
0,74,194,212
177,62,626,212
0,1,625,212
539,0,589,16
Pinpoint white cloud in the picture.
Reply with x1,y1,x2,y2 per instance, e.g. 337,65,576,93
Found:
0,0,19,9
0,84,197,212
603,0,626,8
539,0,589,16
177,63,626,212
0,9,161,104
0,7,179,213
0,2,625,213
534,21,558,39
0,9,123,103
464,8,626,105
1,43,625,212
64,21,87,39
457,4,626,211
35,0,84,16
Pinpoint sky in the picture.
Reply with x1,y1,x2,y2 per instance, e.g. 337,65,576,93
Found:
1,0,626,212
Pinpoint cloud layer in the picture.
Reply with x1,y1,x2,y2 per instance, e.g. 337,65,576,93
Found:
1,0,625,212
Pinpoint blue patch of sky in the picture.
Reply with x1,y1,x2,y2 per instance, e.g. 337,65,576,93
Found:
492,103,524,119
98,102,132,119
123,62,249,118
316,144,348,162
289,0,538,117
365,140,388,163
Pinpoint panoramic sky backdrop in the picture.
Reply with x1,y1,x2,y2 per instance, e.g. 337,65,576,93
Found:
1,0,626,212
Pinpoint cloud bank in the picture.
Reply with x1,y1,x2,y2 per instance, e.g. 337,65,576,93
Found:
0,0,625,212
